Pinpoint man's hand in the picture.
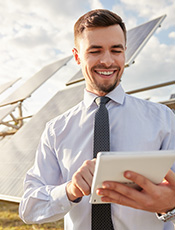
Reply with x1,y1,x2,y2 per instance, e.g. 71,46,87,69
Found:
96,169,175,213
66,159,96,202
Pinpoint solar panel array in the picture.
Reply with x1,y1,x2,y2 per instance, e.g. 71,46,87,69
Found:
0,83,85,202
0,15,167,202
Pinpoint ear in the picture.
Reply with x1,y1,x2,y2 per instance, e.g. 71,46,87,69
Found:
72,48,81,65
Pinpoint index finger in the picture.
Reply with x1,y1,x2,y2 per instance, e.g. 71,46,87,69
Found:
124,170,157,194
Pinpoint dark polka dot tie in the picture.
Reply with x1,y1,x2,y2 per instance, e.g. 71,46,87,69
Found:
92,96,114,230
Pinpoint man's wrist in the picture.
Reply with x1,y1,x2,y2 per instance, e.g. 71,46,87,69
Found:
72,197,82,203
156,208,175,222
66,181,82,202
66,181,77,201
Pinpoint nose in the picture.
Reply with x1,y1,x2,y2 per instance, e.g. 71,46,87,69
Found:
100,51,114,67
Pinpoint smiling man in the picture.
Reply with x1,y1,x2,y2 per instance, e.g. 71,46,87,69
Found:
19,9,175,230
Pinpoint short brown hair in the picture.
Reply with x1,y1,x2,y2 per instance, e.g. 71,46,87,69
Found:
74,9,126,48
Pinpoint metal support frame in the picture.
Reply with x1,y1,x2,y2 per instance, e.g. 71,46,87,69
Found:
126,80,175,110
0,101,32,137
127,80,175,94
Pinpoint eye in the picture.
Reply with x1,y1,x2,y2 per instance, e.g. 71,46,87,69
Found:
90,50,100,54
111,50,122,53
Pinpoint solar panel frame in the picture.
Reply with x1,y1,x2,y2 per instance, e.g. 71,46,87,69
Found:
66,69,83,86
159,99,175,110
0,104,19,122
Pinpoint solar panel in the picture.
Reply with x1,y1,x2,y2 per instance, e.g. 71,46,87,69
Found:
66,15,166,86
126,15,166,66
0,56,72,107
0,82,85,202
0,78,21,95
170,94,175,99
66,69,83,86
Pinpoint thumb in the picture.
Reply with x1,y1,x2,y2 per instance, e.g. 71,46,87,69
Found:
164,169,175,185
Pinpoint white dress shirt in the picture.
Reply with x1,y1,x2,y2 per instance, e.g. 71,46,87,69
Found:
19,84,175,230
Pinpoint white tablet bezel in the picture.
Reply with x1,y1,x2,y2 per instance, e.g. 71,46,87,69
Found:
90,150,175,204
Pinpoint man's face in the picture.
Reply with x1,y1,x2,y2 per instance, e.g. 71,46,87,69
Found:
73,25,126,96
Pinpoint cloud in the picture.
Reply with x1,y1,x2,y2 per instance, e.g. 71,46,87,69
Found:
112,4,138,30
169,31,175,39
122,35,175,101
119,0,175,29
88,0,104,9
0,0,88,83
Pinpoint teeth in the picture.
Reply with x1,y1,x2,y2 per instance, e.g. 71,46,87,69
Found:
97,71,114,75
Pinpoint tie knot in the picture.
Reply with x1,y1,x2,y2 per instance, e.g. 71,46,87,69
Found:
95,96,110,106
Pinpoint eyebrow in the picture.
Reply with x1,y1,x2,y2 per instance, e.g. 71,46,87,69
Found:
87,44,125,51
87,45,102,50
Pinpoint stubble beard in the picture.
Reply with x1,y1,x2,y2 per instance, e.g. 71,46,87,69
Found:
92,68,124,94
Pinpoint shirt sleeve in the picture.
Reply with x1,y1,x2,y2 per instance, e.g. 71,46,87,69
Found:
19,122,75,224
161,107,175,151
160,107,175,171
156,108,175,223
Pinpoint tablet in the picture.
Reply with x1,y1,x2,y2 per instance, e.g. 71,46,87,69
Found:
90,150,175,204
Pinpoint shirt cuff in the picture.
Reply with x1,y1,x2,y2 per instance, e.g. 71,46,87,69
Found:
50,182,73,215
71,197,82,203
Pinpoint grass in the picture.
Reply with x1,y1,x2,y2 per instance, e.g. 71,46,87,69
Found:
0,201,64,230
1,200,175,230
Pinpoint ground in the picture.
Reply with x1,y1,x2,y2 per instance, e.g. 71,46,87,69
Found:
0,201,64,230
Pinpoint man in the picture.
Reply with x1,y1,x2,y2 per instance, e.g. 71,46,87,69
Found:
19,9,175,229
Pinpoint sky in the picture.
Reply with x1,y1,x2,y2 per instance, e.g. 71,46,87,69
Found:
0,0,175,116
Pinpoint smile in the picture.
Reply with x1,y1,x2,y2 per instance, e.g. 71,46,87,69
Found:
95,70,116,76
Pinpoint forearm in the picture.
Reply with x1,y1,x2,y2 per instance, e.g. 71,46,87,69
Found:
19,182,72,224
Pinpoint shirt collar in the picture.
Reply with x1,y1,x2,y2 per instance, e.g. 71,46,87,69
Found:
84,84,125,108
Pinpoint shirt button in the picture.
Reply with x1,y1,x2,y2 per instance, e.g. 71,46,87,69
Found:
61,206,64,211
